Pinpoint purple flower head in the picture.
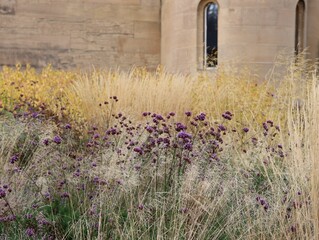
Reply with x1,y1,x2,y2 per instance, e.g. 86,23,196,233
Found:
184,143,193,151
7,215,16,221
262,122,269,132
243,127,249,133
93,177,99,184
197,112,206,121
155,114,164,121
266,120,274,127
43,138,50,146
175,122,187,132
133,147,143,155
31,112,39,118
38,218,50,226
53,135,62,144
0,188,6,198
185,111,192,117
263,204,269,211
9,154,19,164
222,111,233,120
177,131,192,140
142,112,148,117
163,137,170,144
218,125,227,132
26,228,35,237
65,124,71,130
25,213,33,220
169,112,175,116
61,192,70,198
44,192,51,200
93,133,100,139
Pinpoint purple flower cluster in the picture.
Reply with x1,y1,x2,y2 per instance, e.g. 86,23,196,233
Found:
222,111,233,120
0,215,16,223
256,196,270,211
177,131,192,140
9,154,19,164
195,112,206,121
25,228,35,237
0,188,6,198
53,135,62,144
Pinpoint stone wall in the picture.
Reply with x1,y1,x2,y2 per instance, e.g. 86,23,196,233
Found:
161,0,318,75
0,0,318,73
0,0,161,70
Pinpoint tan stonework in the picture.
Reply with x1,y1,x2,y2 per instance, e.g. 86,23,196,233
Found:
0,0,318,74
161,0,319,74
0,0,161,70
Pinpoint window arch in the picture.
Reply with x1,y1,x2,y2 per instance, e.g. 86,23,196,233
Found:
197,1,219,69
295,0,305,55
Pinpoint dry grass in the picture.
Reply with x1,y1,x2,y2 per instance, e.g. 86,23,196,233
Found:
0,57,318,239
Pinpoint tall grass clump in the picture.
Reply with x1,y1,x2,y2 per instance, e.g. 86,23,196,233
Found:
0,57,318,239
1,64,285,133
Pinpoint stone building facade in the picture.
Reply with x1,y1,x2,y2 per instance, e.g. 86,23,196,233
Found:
0,0,318,74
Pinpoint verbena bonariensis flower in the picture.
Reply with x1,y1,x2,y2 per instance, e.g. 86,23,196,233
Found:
196,112,206,121
155,114,164,121
25,228,35,237
133,147,143,155
218,125,227,132
43,138,50,146
61,192,70,198
262,122,269,132
184,143,193,151
53,135,62,144
175,123,187,132
177,131,192,140
0,188,6,198
243,127,249,133
222,111,233,120
185,111,192,117
266,120,274,127
9,154,19,164
25,213,33,220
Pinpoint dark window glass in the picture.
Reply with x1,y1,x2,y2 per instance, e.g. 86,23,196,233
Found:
205,3,218,67
295,0,305,55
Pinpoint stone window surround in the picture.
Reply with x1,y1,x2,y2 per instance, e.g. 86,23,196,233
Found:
295,0,306,55
197,0,219,71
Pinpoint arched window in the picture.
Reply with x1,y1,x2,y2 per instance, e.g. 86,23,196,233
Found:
295,0,305,55
205,2,218,67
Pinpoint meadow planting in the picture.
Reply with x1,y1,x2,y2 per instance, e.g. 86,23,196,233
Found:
0,58,318,239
